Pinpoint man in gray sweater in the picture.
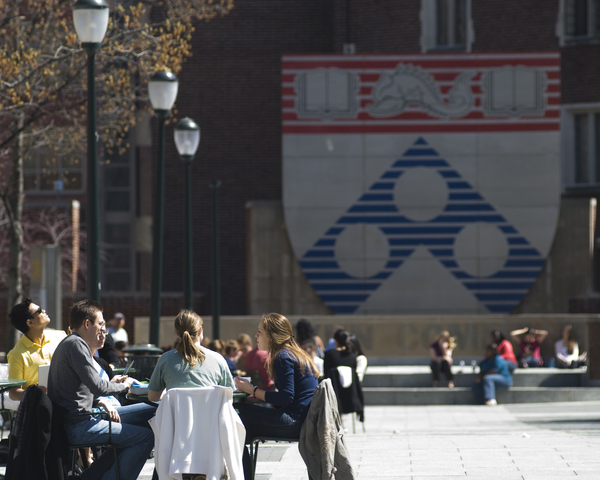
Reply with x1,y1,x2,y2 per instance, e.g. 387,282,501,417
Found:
48,299,154,480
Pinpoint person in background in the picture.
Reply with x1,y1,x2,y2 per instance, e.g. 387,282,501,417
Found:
491,329,517,372
325,325,345,351
7,298,67,401
511,327,547,368
207,339,225,355
300,338,324,376
295,318,325,359
243,337,274,390
148,310,234,402
224,339,240,377
98,331,120,368
235,333,254,372
234,313,318,479
323,329,364,424
429,330,455,388
554,324,582,369
472,343,512,406
107,312,129,345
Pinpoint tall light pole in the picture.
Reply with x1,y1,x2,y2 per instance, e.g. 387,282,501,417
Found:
72,0,109,302
174,118,200,311
210,180,221,340
148,71,178,347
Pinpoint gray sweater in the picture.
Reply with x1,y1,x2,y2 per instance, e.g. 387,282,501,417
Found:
48,333,127,419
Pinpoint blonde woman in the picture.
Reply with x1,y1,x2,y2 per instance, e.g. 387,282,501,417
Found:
148,310,234,402
554,324,580,369
234,313,319,479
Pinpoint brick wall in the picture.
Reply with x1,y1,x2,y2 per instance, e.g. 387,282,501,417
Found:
159,0,335,315
471,0,559,52
562,44,600,104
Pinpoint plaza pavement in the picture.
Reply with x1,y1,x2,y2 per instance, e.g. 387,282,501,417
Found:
138,400,600,480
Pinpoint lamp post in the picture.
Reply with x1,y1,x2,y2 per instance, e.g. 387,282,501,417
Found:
148,71,179,347
72,0,109,302
174,118,200,311
210,180,221,340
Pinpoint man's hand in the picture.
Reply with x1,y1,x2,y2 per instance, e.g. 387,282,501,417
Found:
98,401,121,423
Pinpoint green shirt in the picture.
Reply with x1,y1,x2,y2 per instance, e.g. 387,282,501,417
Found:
148,346,234,393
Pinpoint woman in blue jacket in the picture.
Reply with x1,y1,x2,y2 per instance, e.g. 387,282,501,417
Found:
234,313,319,478
472,343,513,405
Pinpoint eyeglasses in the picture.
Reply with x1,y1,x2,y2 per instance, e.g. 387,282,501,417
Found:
29,306,43,319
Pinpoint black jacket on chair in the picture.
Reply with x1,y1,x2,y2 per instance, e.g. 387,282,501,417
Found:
5,385,69,480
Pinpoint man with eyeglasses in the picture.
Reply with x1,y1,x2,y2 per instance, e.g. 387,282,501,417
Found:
6,297,67,401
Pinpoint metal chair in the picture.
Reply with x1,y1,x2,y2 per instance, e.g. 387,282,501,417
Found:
67,409,121,480
249,436,313,480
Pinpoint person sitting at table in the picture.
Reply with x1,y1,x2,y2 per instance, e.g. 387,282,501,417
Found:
234,313,319,479
7,297,67,401
147,310,235,402
48,299,154,480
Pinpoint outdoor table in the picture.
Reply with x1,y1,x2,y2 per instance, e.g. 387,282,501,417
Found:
127,389,248,408
0,378,26,439
122,344,163,355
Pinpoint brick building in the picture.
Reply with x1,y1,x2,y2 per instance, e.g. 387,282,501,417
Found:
3,1,600,339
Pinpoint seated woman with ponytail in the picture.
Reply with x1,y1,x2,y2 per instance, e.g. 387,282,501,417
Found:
234,313,319,479
148,310,235,402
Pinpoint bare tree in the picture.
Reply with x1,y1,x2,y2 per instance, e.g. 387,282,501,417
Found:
0,0,234,350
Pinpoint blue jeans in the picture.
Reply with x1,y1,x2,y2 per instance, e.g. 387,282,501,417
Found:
235,402,303,479
65,407,155,480
472,374,512,404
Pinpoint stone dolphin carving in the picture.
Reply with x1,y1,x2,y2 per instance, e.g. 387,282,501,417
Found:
367,63,475,118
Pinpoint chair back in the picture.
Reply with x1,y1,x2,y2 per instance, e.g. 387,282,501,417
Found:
150,387,245,480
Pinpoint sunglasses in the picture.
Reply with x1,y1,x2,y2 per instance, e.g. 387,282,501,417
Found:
29,306,43,319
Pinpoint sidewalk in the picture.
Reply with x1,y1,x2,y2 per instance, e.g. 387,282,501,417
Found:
140,400,600,479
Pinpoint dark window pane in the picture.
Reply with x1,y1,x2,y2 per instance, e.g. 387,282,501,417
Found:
63,171,82,190
24,173,38,190
40,170,58,190
105,191,130,211
105,271,131,291
454,0,467,45
24,152,37,169
40,151,58,169
436,0,449,46
595,113,600,183
105,248,132,268
105,224,130,244
62,155,82,168
575,114,590,183
106,167,130,188
566,0,588,36
106,148,129,164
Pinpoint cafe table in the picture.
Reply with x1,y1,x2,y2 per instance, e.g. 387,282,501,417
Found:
0,378,26,439
127,388,248,407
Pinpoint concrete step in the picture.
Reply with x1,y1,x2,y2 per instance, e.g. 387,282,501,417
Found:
363,386,600,406
363,366,587,388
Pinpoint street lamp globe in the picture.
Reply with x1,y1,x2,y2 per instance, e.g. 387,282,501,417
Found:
72,0,109,45
148,71,179,114
174,118,201,161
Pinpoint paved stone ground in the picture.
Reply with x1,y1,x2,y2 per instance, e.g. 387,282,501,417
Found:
3,401,598,478
139,400,600,480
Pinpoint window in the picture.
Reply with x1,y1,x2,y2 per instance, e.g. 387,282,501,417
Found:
436,0,467,48
101,140,135,292
560,0,600,44
24,149,83,192
420,0,473,52
573,112,600,185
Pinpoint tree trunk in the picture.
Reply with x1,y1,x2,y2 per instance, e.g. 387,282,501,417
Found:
5,115,25,352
